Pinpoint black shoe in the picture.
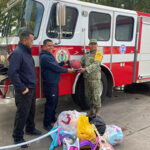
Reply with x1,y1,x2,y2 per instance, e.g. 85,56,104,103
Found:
44,125,53,131
25,128,42,135
14,139,29,148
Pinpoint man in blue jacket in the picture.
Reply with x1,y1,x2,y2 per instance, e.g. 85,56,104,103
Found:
40,39,74,131
8,30,42,148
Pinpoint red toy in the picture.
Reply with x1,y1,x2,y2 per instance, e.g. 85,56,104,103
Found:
69,60,81,70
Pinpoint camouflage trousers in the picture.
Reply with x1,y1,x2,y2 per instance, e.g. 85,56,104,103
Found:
84,79,101,108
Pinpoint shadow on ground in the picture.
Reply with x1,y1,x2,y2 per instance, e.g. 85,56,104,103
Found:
124,82,150,96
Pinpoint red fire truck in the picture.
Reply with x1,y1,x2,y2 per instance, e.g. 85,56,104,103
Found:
0,0,150,109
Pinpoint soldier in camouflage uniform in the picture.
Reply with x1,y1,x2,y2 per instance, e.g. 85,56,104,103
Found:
78,39,103,118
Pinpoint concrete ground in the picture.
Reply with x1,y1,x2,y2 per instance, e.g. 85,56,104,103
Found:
0,83,150,150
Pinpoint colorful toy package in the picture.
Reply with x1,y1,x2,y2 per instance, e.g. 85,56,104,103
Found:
63,137,79,150
99,136,114,150
103,125,123,145
55,110,86,133
49,126,76,150
92,124,114,150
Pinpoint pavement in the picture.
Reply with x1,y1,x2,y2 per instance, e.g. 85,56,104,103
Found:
0,83,150,150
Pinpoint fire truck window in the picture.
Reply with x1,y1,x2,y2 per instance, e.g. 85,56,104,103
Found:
47,4,78,39
89,12,111,41
115,15,134,41
0,0,44,39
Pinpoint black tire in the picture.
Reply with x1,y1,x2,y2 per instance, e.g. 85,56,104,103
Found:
101,71,108,102
72,71,108,110
72,74,89,110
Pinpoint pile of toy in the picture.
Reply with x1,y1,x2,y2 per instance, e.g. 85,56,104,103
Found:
49,110,123,150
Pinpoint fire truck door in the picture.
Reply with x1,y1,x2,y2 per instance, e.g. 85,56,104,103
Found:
138,17,150,81
112,12,137,86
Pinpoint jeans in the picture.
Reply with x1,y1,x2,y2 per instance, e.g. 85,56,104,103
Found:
13,88,36,141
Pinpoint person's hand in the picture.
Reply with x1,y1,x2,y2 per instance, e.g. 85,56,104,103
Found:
22,88,29,95
67,68,75,73
64,60,69,65
78,68,86,73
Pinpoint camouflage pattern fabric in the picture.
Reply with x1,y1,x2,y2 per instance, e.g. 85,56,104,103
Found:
84,79,101,108
80,50,103,108
80,51,101,80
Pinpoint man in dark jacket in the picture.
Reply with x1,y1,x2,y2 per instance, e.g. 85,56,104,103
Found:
40,39,74,131
8,30,42,148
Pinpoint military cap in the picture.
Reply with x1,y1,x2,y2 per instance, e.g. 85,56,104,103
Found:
89,39,97,44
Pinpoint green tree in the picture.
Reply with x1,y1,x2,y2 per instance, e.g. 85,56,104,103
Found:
81,0,150,13
0,0,9,14
1,0,150,14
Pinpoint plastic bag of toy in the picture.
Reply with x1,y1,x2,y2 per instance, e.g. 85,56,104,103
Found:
77,115,96,142
49,126,76,150
103,125,123,145
99,136,114,150
92,124,114,150
90,116,106,136
63,137,79,150
55,110,86,134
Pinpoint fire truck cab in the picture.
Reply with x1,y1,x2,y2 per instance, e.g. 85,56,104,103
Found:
1,0,150,109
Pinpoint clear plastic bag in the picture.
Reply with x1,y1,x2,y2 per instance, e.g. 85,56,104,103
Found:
103,125,123,145
55,110,86,133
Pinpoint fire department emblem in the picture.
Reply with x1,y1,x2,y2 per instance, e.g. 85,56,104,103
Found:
120,44,126,54
55,49,70,63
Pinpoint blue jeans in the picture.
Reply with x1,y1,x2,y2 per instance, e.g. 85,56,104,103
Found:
43,84,59,127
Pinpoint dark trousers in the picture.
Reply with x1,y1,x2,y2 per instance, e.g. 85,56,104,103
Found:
43,84,59,127
13,88,36,141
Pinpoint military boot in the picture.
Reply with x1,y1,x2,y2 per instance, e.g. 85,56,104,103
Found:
95,107,101,117
87,104,96,118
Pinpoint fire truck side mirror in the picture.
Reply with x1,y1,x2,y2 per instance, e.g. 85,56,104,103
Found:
56,3,66,26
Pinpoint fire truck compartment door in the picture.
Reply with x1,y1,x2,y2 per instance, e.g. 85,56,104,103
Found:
138,17,150,80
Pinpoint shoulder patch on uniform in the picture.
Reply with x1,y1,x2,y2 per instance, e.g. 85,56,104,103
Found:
94,51,103,62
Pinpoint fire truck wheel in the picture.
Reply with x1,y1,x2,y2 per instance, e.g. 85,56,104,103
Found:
72,71,108,110
72,74,89,110
101,71,108,102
